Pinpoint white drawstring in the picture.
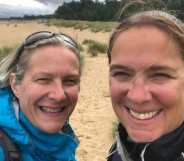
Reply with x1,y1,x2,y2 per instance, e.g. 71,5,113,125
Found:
13,98,19,119
106,148,117,159
181,152,184,158
140,144,150,161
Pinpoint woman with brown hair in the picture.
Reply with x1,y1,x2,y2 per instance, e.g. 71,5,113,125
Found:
107,10,184,161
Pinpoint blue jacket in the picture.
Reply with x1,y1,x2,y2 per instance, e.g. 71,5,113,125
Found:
0,88,79,161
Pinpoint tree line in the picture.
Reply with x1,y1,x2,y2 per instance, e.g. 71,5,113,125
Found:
54,0,120,21
54,0,184,21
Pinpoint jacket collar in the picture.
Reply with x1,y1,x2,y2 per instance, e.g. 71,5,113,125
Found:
117,123,184,161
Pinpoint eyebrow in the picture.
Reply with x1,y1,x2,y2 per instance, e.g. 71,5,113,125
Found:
147,65,177,73
110,64,177,73
34,72,52,76
34,72,80,77
110,65,134,73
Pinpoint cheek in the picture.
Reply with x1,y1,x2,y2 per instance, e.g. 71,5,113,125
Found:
152,83,184,108
18,85,44,110
110,79,127,104
151,83,184,128
66,86,80,105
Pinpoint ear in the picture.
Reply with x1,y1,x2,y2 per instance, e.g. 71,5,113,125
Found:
9,73,20,98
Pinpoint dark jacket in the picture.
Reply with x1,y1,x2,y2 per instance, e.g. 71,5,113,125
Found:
107,123,184,161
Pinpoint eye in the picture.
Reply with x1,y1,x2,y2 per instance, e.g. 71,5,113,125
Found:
111,71,132,81
35,77,52,84
150,72,174,82
63,78,80,86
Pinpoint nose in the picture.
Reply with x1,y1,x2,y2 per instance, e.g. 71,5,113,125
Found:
127,78,152,104
48,81,67,101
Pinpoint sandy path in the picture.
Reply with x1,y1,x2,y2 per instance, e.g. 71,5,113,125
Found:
71,55,116,161
0,21,117,161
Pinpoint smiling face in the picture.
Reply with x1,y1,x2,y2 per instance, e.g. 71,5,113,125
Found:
10,45,80,133
109,26,184,142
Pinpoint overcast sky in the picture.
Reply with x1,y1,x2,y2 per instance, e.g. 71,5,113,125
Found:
0,0,63,18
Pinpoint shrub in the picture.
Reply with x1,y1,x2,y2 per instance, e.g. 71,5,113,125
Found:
89,48,98,57
112,121,118,139
87,40,107,56
77,43,84,52
47,19,118,33
0,46,14,60
83,39,107,56
78,53,85,72
82,39,96,45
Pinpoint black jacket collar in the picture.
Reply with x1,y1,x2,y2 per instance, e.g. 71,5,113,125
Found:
118,122,184,161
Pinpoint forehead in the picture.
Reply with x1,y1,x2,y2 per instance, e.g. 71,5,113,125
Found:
112,25,180,56
110,26,183,69
115,25,172,46
27,45,80,70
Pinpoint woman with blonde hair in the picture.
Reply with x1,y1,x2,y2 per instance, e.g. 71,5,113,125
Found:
0,31,81,161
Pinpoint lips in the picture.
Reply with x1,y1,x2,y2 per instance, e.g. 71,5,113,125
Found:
129,109,160,120
40,106,66,113
124,104,161,120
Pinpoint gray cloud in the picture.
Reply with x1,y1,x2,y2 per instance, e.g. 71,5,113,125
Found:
0,4,54,18
0,1,61,18
0,0,76,18
34,0,64,9
35,0,62,5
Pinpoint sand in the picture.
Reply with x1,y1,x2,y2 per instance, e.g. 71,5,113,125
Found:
0,20,117,161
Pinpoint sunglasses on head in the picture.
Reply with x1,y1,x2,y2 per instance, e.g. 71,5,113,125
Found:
24,31,78,48
9,31,79,70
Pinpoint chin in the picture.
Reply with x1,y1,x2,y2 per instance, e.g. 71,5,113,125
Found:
131,136,155,143
40,126,62,134
128,131,160,143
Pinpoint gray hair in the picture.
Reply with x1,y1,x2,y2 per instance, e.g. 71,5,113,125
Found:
107,10,184,63
0,31,81,88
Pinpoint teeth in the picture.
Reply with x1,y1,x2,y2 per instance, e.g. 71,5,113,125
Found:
129,110,159,120
41,107,64,113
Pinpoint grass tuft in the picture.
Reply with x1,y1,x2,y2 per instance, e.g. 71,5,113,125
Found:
0,46,15,60
82,39,107,56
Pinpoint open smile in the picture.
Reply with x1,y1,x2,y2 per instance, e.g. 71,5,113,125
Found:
129,109,160,120
124,105,161,120
39,106,66,113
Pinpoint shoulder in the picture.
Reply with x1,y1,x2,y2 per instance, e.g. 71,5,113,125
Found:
0,130,20,161
107,142,123,161
0,147,6,161
0,134,7,161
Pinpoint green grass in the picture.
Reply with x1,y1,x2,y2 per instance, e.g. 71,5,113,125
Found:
112,121,118,139
82,39,107,56
47,19,118,33
0,46,15,60
82,39,96,45
77,43,84,52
